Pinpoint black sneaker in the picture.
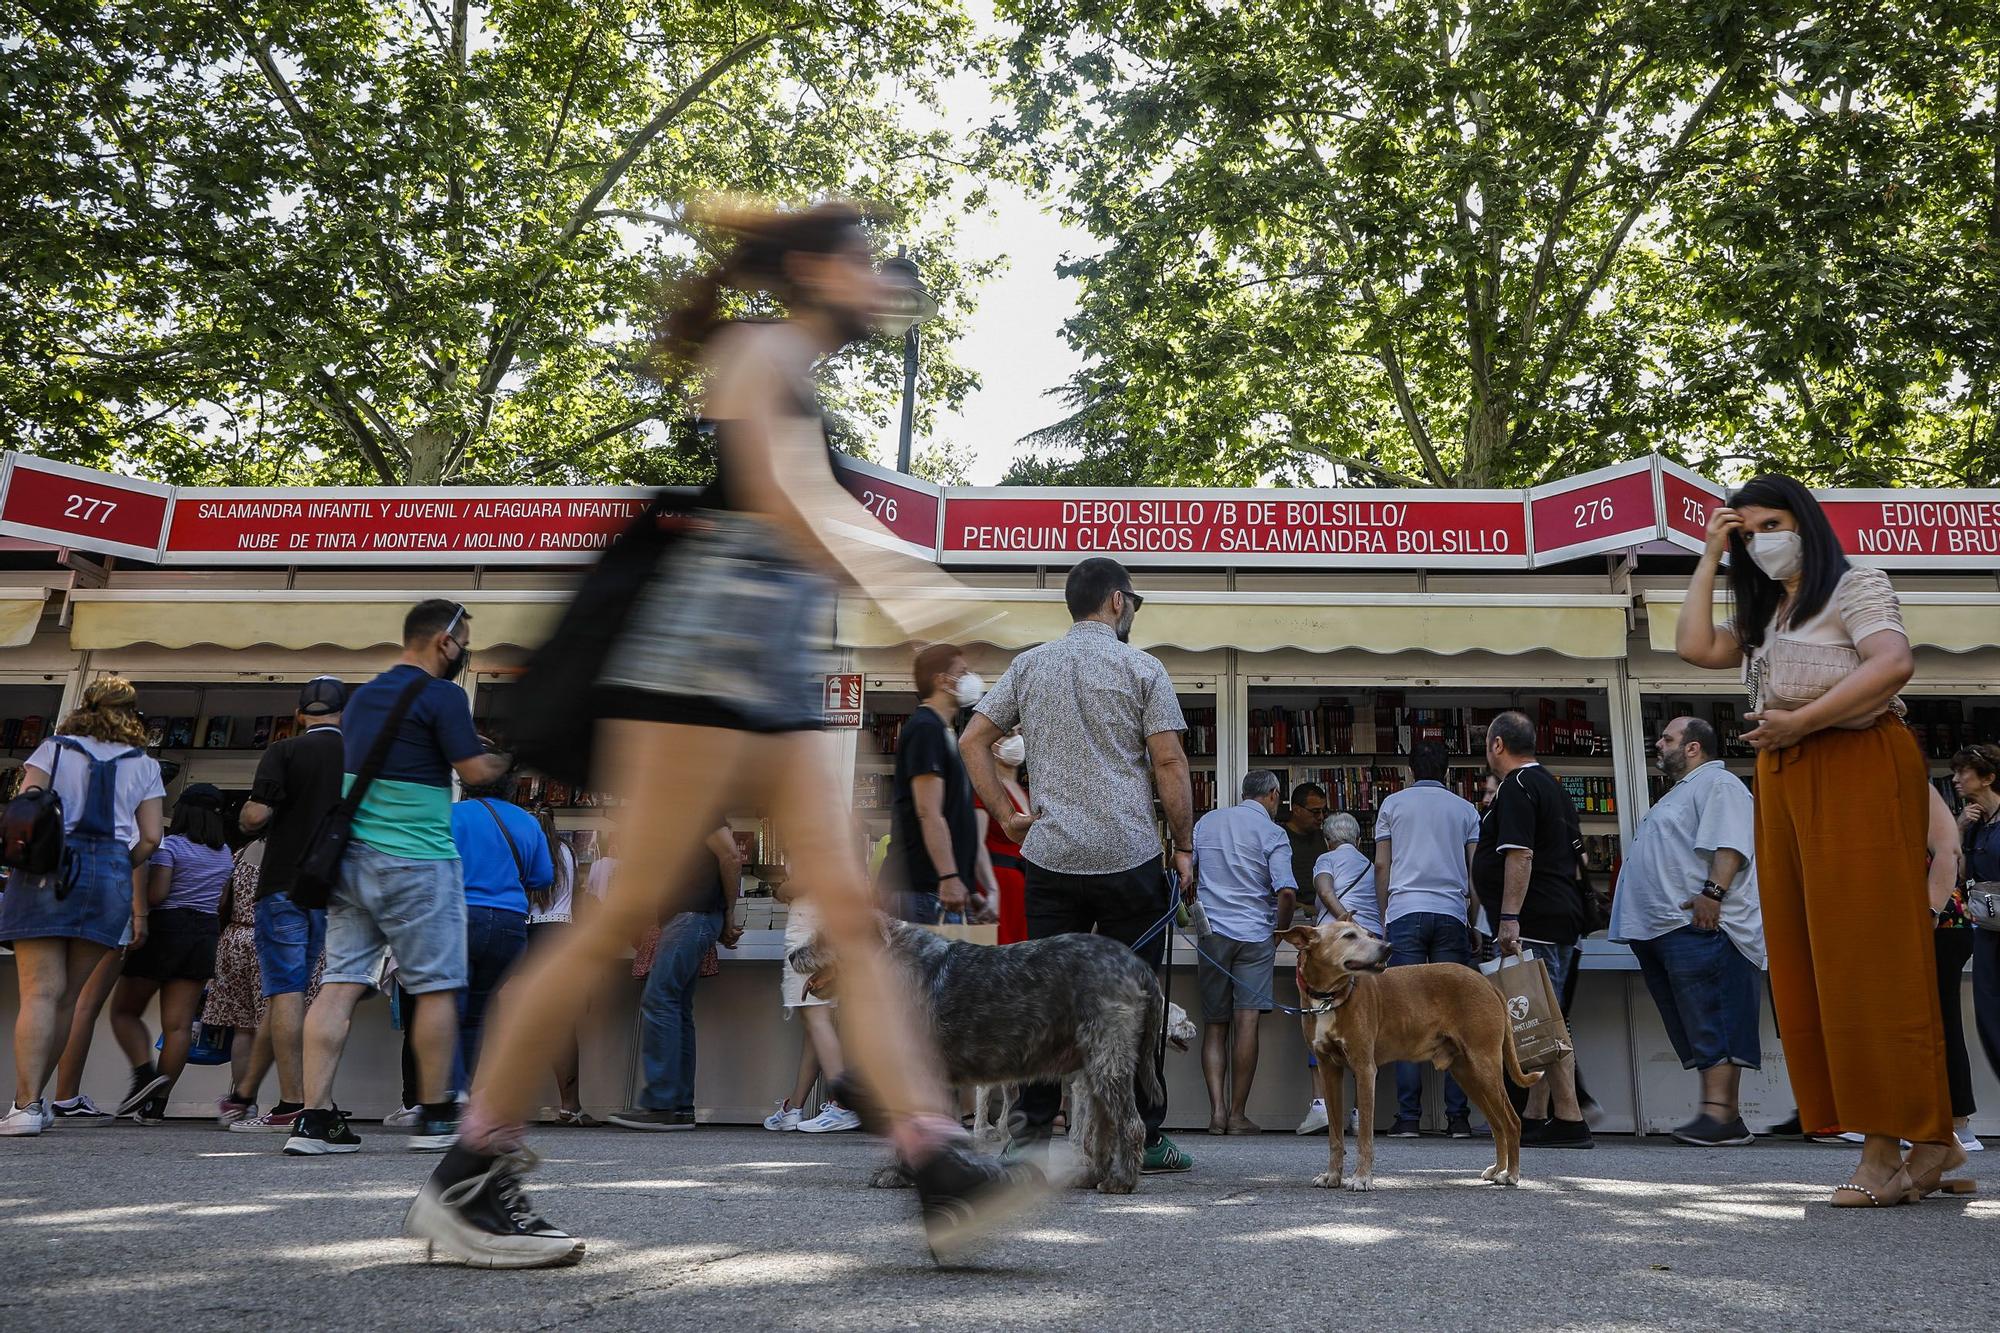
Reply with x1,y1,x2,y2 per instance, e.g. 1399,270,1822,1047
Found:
133,1091,169,1126
1671,1113,1754,1146
1523,1116,1594,1149
1386,1118,1421,1138
284,1107,362,1155
1446,1113,1474,1140
911,1142,1049,1264
607,1108,696,1131
404,1149,584,1269
407,1114,460,1153
1767,1112,1803,1138
117,1067,169,1117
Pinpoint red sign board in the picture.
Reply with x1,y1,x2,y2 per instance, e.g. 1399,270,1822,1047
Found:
823,673,864,728
833,456,940,557
163,487,649,565
0,455,172,560
1528,460,1661,566
1819,493,2000,568
940,490,1531,567
1658,460,1725,554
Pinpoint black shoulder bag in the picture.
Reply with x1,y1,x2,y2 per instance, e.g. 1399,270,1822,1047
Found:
473,798,530,888
290,673,432,910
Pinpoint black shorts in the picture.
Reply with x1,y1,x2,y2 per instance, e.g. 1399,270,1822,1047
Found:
124,907,220,983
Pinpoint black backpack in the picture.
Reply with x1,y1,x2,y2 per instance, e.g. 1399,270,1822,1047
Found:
0,739,140,900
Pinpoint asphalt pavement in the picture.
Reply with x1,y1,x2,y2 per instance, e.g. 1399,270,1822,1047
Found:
2,1121,1995,1331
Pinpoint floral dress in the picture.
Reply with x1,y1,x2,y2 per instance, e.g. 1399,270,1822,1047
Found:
201,848,322,1029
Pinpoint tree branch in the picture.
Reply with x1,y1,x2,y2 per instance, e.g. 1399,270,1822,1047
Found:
228,19,332,165
565,406,663,455
307,371,404,483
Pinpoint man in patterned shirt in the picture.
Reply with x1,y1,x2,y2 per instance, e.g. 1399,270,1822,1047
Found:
962,557,1198,1175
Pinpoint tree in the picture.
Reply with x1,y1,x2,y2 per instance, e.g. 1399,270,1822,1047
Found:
1,0,995,486
992,1,1999,488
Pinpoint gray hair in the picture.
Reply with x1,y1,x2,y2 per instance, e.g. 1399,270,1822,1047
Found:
1321,812,1361,847
1241,769,1281,801
1677,716,1719,759
1488,710,1537,757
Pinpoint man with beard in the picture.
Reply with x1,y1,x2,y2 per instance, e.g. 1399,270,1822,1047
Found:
1609,716,1763,1146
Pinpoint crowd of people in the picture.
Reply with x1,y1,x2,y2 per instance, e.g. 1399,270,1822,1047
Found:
4,200,1995,1270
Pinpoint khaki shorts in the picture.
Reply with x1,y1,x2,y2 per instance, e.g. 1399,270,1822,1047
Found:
781,903,831,1011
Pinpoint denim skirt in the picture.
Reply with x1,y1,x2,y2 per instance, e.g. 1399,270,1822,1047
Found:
0,831,133,949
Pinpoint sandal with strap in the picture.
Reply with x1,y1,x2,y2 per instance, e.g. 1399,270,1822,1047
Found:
1905,1140,1977,1199
1830,1166,1920,1208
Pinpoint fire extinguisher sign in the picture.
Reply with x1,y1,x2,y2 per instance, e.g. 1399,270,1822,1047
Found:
823,674,864,728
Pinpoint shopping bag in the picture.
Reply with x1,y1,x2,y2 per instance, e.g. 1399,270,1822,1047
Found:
1479,948,1573,1072
924,914,999,946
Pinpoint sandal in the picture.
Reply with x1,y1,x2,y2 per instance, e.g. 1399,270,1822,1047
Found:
1905,1140,1977,1199
1830,1166,1920,1208
552,1108,603,1128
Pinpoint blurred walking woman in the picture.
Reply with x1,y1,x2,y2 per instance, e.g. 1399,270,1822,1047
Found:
1678,475,1966,1206
405,201,1039,1268
0,678,165,1135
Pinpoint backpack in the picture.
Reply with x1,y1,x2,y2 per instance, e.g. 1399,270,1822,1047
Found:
1,738,141,899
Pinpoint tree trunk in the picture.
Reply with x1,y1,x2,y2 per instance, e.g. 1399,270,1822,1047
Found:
405,424,450,485
1459,397,1509,486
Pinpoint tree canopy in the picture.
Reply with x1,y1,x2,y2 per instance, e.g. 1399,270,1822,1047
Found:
993,0,2000,489
2,0,992,486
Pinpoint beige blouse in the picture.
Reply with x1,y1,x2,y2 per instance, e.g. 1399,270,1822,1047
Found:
1746,567,1907,724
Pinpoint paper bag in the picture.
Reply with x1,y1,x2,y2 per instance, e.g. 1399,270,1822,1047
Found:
924,921,1000,945
1479,948,1573,1072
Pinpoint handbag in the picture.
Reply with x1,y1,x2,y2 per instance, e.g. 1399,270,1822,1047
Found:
509,493,691,788
290,672,432,909
1965,817,2000,933
1479,947,1574,1072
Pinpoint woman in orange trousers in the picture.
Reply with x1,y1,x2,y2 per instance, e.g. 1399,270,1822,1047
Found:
1679,474,1966,1207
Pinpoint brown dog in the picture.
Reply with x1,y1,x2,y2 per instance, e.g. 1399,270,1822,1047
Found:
1282,912,1541,1190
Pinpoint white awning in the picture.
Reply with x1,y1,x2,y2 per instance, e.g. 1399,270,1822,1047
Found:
1641,589,2000,654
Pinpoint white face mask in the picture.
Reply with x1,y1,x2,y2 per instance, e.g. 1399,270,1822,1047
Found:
995,736,1027,766
1748,530,1803,581
952,670,987,707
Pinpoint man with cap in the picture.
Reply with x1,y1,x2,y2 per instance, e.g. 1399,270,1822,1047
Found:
232,675,347,1133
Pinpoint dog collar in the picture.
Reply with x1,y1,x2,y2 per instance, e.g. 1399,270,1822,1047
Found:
1296,968,1356,1014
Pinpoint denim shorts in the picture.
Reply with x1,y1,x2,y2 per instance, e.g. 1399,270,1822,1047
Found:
254,893,327,998
1197,933,1276,1021
1631,926,1762,1070
322,841,467,994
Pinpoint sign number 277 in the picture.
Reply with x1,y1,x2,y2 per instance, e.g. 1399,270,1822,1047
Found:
64,493,119,525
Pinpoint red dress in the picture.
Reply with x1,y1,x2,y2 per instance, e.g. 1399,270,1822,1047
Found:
978,783,1030,945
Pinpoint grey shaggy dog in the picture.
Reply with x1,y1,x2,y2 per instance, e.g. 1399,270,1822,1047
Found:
787,919,1166,1194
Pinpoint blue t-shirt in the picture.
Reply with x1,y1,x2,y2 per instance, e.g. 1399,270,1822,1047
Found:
450,798,554,914
342,664,483,860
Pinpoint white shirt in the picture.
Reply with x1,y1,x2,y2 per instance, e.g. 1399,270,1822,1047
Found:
527,842,580,924
1610,760,1763,966
25,734,166,849
585,855,616,902
1312,844,1382,936
1374,780,1480,925
1192,799,1297,944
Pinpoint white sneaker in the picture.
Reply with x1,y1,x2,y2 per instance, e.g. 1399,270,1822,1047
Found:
797,1102,861,1133
1958,1128,1985,1153
40,1100,54,1130
383,1104,424,1128
1295,1100,1329,1135
763,1100,802,1132
1347,1107,1361,1135
0,1102,46,1137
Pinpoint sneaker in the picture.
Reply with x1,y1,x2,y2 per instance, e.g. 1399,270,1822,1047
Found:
230,1105,303,1134
284,1107,362,1155
797,1102,862,1133
1766,1112,1803,1137
1958,1127,1985,1153
1446,1113,1474,1140
0,1101,46,1136
1826,1131,1867,1145
911,1142,1050,1263
408,1114,460,1153
1523,1117,1594,1149
382,1104,425,1129
404,1149,584,1269
999,1135,1050,1169
39,1099,54,1130
763,1100,802,1132
116,1068,169,1117
1386,1118,1421,1139
133,1092,169,1126
1671,1113,1754,1146
52,1095,112,1120
1140,1135,1194,1174
550,1108,603,1128
607,1108,695,1132
217,1095,256,1127
1295,1100,1329,1135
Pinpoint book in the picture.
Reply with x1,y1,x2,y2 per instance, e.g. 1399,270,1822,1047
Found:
203,716,235,748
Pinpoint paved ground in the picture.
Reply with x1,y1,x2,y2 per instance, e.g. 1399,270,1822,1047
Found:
3,1122,1996,1330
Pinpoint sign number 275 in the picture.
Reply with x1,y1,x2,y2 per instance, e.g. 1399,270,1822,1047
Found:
64,493,119,525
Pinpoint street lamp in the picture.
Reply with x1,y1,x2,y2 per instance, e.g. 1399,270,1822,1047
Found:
879,248,939,475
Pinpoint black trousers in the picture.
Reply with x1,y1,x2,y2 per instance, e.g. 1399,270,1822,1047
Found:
1935,928,1977,1118
1015,859,1170,1147
1974,930,2000,1102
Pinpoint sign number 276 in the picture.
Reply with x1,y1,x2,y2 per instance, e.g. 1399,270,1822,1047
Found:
64,493,119,525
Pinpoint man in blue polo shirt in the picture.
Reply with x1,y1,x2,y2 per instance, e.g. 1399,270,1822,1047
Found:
287,600,511,1156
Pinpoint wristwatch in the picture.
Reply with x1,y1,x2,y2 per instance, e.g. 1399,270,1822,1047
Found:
1700,880,1728,902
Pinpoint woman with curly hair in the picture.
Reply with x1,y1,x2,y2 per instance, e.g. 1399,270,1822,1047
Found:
0,677,165,1135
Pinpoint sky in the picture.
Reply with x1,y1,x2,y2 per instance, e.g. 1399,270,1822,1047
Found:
866,8,1087,486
